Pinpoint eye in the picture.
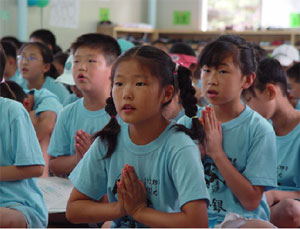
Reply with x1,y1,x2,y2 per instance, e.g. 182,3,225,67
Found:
114,82,123,86
88,59,96,63
136,82,146,86
219,70,227,74
28,56,37,61
73,60,79,64
202,68,210,73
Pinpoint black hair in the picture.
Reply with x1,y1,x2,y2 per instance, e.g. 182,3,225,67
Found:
71,33,121,66
248,58,288,97
1,41,17,59
249,42,268,63
286,62,300,83
1,36,22,50
0,43,6,83
53,52,69,66
198,34,257,76
94,45,205,159
169,42,196,56
19,42,58,79
0,80,27,103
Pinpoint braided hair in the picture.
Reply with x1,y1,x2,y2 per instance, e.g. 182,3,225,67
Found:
94,45,205,159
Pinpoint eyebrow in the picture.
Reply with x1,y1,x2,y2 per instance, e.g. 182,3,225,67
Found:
114,74,147,80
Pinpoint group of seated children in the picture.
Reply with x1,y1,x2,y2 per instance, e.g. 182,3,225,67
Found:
0,30,299,228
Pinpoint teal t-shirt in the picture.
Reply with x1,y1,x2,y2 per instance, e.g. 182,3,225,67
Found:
69,122,209,228
63,93,79,107
0,98,48,227
48,98,112,158
276,122,300,191
20,76,70,104
178,105,277,224
295,100,300,110
25,88,63,115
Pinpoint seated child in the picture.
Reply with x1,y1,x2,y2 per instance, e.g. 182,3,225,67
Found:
178,35,277,227
48,33,121,176
243,58,300,228
0,81,63,177
0,43,48,227
286,62,300,110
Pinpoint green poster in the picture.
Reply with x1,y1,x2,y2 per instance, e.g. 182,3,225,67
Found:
0,10,10,21
173,11,191,25
290,13,300,27
99,8,110,22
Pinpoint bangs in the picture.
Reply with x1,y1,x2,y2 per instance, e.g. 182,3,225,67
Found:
198,41,239,68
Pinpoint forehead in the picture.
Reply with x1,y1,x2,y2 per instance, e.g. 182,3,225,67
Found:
21,45,41,55
74,46,104,57
115,59,153,78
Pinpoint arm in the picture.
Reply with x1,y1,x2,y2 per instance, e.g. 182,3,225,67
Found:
118,165,208,228
0,165,44,181
66,187,125,224
202,107,264,211
266,190,300,206
49,154,79,176
29,111,57,142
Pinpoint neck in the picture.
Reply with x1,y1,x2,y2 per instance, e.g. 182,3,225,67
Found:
27,75,45,90
129,115,170,145
82,91,109,111
212,100,245,123
271,97,300,136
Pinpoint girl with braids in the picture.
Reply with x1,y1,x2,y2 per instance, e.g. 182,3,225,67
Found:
178,35,277,227
0,46,48,227
66,45,209,227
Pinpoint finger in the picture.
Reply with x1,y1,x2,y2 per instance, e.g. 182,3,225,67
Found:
210,108,218,129
138,179,146,194
126,165,139,185
122,168,133,196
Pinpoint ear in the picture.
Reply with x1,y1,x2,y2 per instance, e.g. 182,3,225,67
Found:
43,63,51,73
162,85,174,104
242,72,256,90
266,84,276,100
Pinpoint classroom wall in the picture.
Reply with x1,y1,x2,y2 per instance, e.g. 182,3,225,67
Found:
0,0,148,51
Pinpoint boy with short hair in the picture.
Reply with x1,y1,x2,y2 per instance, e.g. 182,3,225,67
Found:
48,33,121,176
243,58,300,228
286,62,300,110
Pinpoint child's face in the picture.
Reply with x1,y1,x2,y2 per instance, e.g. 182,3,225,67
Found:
18,45,48,81
201,56,247,106
112,59,173,125
287,77,300,99
72,47,111,94
243,88,275,119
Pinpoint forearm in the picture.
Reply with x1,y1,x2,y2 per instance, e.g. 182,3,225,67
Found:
0,165,44,181
49,154,77,176
34,112,56,142
66,200,123,224
213,154,262,210
133,201,208,228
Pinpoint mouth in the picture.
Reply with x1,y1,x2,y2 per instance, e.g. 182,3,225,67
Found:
21,68,28,73
122,104,136,112
77,74,86,81
207,89,219,98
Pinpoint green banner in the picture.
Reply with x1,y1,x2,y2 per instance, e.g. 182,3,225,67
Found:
290,13,300,27
99,8,110,22
173,11,191,25
0,10,10,21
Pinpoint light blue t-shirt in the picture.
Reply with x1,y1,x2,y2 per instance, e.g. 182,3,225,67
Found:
69,122,209,228
20,76,70,104
295,100,300,110
9,69,24,85
25,88,63,115
48,98,112,158
276,122,300,191
63,93,79,107
178,105,277,224
0,98,48,227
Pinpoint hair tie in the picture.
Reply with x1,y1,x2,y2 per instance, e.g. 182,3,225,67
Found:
192,116,198,119
111,115,116,119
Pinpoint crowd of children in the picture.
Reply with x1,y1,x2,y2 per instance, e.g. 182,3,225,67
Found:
0,28,299,228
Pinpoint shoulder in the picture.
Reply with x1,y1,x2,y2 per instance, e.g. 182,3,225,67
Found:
0,98,27,118
246,106,274,134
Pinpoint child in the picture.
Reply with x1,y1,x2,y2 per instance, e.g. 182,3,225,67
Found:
272,44,299,71
53,51,69,75
1,41,24,84
242,58,300,227
0,44,48,227
48,33,121,176
286,62,300,110
66,45,209,227
55,54,83,106
18,42,69,103
178,35,277,227
0,81,63,177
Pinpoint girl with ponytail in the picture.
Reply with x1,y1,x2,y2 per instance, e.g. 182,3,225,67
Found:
67,45,209,227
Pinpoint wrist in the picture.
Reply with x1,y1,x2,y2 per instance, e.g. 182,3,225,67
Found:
131,205,147,222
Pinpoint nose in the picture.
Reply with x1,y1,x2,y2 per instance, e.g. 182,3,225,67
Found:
122,85,133,100
78,62,87,71
207,72,218,86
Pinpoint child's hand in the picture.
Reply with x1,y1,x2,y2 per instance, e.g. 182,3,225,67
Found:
202,107,225,160
118,164,147,219
75,130,94,158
